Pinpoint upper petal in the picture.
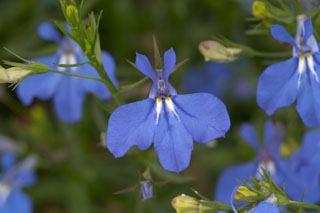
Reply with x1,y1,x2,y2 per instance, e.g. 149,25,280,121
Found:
135,53,156,82
257,57,299,115
215,162,258,204
154,103,193,173
101,50,118,88
239,123,259,151
164,48,176,81
173,93,230,144
262,121,283,157
304,18,319,53
37,22,61,43
106,98,156,157
270,25,295,46
296,55,320,127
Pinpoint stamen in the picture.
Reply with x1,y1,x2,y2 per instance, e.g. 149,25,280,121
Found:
297,56,306,88
306,54,319,82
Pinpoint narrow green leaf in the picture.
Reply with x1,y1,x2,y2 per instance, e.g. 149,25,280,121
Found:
153,35,162,69
53,61,89,68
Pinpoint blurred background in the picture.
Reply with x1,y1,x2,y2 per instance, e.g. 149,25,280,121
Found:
0,0,318,212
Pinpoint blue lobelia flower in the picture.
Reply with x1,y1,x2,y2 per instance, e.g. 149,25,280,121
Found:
0,152,37,213
16,22,118,123
215,120,287,204
106,48,231,173
277,130,320,204
256,16,320,128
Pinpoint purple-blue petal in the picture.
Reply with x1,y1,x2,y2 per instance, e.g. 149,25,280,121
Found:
215,162,258,204
154,105,193,173
296,55,320,127
173,93,230,144
53,76,85,123
164,48,176,81
270,25,295,46
101,50,118,88
239,123,259,151
16,56,61,106
37,22,61,43
106,99,156,157
0,190,32,213
1,152,16,172
304,18,313,43
249,202,279,213
135,53,156,82
262,121,283,157
257,57,299,115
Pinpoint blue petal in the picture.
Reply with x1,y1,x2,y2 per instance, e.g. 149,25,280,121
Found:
296,55,320,127
257,57,299,115
173,93,230,144
239,123,259,151
215,162,258,204
106,99,156,157
250,202,279,213
78,62,112,100
154,104,193,173
37,22,61,42
141,181,153,200
53,76,85,123
262,121,283,157
0,190,32,213
270,25,295,46
230,186,240,213
304,18,313,43
1,152,16,172
16,55,61,106
135,53,156,82
164,48,176,81
101,50,118,88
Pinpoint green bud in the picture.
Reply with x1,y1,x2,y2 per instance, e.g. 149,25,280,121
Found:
252,1,271,19
234,186,260,202
172,195,211,213
198,40,242,63
0,66,31,83
66,5,80,26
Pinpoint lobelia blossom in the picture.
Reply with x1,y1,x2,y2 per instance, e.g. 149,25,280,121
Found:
16,22,118,123
215,121,287,204
257,16,320,128
277,130,320,204
0,152,37,213
106,48,230,173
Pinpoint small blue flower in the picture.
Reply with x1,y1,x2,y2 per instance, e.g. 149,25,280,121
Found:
106,48,231,173
16,22,118,123
278,130,320,204
0,152,37,213
215,120,286,204
141,180,153,200
257,16,320,127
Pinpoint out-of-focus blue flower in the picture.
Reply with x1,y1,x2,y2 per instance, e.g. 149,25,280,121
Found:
277,130,320,204
141,180,153,200
106,48,230,173
181,61,254,102
215,120,286,204
16,22,118,123
0,152,37,213
257,16,320,128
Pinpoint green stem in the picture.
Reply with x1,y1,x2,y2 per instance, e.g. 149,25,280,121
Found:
250,50,292,58
289,201,320,210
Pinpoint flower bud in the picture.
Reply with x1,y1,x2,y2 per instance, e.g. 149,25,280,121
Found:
171,194,211,213
234,186,260,202
0,66,31,84
66,5,80,26
199,40,242,63
252,1,271,19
